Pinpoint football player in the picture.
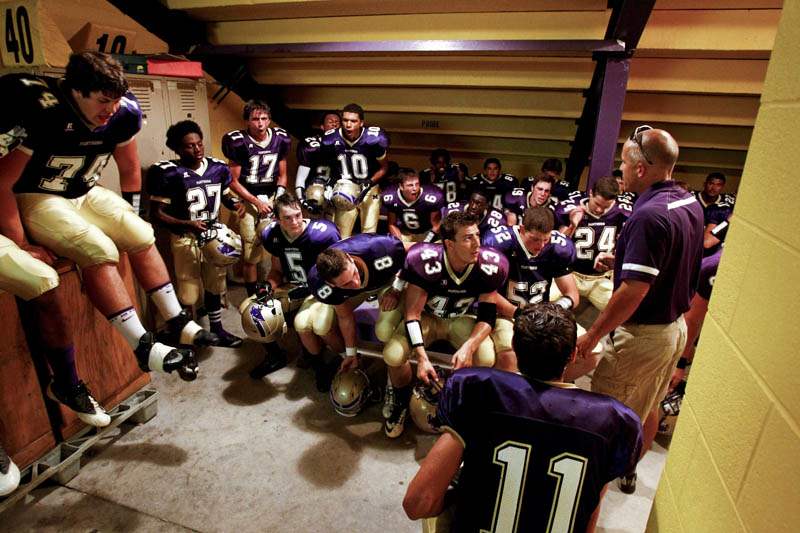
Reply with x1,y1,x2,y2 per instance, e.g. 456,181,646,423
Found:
319,103,390,238
307,234,407,381
483,207,578,370
0,238,110,428
403,304,642,533
382,168,444,243
249,193,343,389
222,100,291,297
523,157,574,202
614,168,638,204
146,120,243,347
381,211,509,438
294,111,340,216
552,175,631,310
465,158,517,211
0,52,209,381
441,190,505,240
695,172,735,256
419,148,468,204
502,174,556,226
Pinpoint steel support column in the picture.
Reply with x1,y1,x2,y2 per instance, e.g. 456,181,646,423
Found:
588,56,629,190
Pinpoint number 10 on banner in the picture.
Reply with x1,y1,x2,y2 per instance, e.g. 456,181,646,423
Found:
0,0,45,67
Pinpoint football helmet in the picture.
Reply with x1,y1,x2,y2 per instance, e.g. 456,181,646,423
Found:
239,294,287,343
331,179,361,211
199,222,242,266
329,368,370,417
305,183,327,212
409,379,444,434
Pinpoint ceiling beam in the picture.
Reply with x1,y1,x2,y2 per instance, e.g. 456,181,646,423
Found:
192,39,625,57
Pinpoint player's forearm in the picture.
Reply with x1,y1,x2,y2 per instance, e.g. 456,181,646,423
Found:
115,140,142,192
682,294,708,361
152,204,197,232
277,160,288,188
464,321,492,355
493,292,517,319
229,179,260,206
370,157,389,185
388,224,403,240
703,224,721,249
585,280,649,341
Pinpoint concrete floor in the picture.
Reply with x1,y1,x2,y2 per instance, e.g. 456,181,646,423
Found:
0,288,669,532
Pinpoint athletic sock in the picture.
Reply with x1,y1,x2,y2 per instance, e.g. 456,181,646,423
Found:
107,307,148,349
148,282,183,320
205,291,224,333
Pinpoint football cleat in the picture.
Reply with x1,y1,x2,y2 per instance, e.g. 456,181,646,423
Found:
382,380,395,419
211,328,244,348
384,385,411,438
618,473,637,494
0,443,21,497
331,179,360,211
330,368,370,416
134,332,199,382
47,381,111,428
165,310,219,347
249,344,288,379
239,295,287,343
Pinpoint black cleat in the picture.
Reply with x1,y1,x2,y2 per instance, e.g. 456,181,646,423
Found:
250,351,287,379
311,358,339,393
165,310,218,347
211,328,244,348
135,332,199,382
47,381,110,427
618,473,637,494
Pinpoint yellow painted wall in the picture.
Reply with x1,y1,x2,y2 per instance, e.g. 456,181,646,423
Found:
647,3,800,531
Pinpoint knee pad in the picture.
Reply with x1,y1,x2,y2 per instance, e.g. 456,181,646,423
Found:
375,307,402,343
311,303,335,336
383,333,410,367
474,337,496,368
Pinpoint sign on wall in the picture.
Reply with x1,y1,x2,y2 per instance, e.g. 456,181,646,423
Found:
0,0,45,67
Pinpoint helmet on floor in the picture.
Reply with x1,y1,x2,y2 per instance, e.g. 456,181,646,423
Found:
239,294,287,343
329,368,370,417
409,379,444,433
199,222,242,266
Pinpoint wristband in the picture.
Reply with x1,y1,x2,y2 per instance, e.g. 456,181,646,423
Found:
676,357,690,369
405,319,424,347
276,185,286,198
345,346,358,358
423,230,437,243
391,277,407,292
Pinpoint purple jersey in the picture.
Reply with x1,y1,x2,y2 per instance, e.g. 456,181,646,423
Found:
146,157,232,232
441,202,505,238
262,218,340,285
554,194,630,275
466,173,518,211
308,234,405,305
483,225,575,306
221,127,291,196
402,243,508,318
319,126,389,187
0,74,141,198
382,185,443,235
436,368,642,533
501,187,558,220
615,181,704,324
524,175,575,202
420,164,467,203
695,191,735,226
697,249,721,301
296,134,332,186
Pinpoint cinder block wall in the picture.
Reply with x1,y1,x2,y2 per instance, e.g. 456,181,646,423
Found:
646,3,800,532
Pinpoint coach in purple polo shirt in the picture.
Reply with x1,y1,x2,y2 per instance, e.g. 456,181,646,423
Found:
575,126,704,493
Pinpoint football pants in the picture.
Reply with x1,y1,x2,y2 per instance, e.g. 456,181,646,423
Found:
17,186,155,268
550,271,613,310
0,234,60,300
238,198,273,265
333,185,381,239
169,233,227,306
